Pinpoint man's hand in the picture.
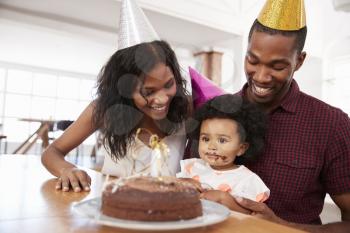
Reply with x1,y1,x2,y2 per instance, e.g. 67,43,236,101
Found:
235,197,286,224
236,196,350,233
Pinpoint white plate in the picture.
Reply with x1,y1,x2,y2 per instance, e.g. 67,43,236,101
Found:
73,197,230,231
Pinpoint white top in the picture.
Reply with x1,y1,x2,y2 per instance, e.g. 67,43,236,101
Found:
177,158,270,202
101,124,187,177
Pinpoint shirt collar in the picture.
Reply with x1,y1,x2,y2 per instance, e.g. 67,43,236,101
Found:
239,79,300,114
279,79,300,113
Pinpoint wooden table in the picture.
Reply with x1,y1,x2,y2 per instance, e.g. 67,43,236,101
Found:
0,155,305,233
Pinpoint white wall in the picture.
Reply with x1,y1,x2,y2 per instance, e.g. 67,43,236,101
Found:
173,46,196,94
0,19,114,75
294,56,323,99
218,36,245,94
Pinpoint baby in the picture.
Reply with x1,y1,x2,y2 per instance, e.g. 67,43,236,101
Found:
178,94,269,213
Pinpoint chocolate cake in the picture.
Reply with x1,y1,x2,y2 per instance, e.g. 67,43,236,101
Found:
101,176,202,221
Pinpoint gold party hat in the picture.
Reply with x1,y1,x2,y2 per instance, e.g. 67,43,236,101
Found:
257,0,306,31
118,0,159,50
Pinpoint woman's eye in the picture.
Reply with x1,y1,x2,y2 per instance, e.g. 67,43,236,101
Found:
164,80,174,89
200,136,209,142
142,89,154,97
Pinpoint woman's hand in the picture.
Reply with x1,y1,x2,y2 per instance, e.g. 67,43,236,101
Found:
201,190,251,214
56,167,91,192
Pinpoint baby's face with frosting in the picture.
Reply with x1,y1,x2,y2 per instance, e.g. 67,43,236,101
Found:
198,118,248,171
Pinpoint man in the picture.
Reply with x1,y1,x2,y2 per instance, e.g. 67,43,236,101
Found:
235,0,350,232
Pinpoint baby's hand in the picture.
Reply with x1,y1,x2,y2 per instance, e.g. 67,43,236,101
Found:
200,190,251,214
200,190,228,204
177,178,204,193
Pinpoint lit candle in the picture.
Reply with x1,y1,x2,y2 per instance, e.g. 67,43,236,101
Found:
135,128,170,177
149,135,169,177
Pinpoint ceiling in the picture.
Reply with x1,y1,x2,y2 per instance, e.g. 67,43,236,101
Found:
1,0,350,58
0,0,239,49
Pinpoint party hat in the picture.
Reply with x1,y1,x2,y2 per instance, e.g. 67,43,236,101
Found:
257,0,306,31
118,0,159,50
189,67,225,110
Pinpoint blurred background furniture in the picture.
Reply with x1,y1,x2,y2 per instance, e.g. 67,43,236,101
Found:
90,131,103,162
13,118,73,155
0,123,7,154
0,134,7,154
13,118,55,154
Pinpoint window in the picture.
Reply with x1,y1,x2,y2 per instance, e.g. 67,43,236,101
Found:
7,70,32,94
57,76,80,99
5,94,31,118
0,62,96,144
32,73,57,97
0,68,6,91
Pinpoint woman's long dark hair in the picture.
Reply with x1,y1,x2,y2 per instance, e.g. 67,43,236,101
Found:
93,40,189,162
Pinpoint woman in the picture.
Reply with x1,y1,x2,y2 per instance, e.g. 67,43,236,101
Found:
42,40,190,192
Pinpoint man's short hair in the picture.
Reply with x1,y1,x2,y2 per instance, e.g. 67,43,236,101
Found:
248,19,307,53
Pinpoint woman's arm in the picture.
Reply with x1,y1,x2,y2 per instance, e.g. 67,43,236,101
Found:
41,102,98,192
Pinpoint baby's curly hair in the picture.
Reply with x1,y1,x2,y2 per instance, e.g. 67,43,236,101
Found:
187,94,267,164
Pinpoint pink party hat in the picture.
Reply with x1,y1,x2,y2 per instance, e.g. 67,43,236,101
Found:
189,66,225,110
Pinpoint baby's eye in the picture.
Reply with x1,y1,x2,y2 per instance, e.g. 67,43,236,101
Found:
218,138,227,143
200,136,209,142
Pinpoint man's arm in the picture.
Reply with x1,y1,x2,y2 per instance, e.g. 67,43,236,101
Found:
332,192,350,221
235,193,350,233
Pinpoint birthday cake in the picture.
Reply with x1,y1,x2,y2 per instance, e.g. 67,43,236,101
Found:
101,176,202,221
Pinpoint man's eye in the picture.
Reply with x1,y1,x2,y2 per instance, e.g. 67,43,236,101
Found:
247,58,258,65
273,66,286,71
